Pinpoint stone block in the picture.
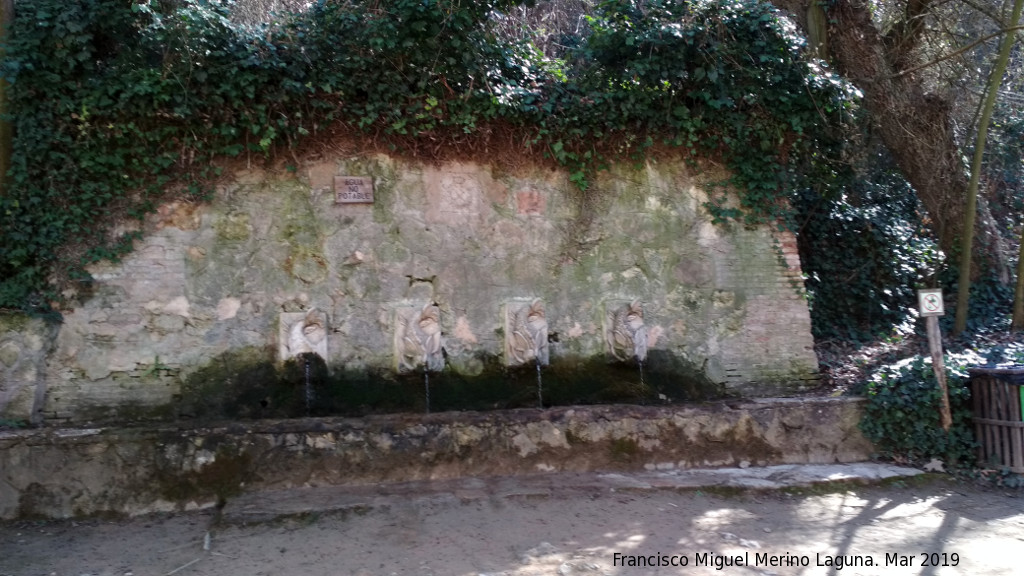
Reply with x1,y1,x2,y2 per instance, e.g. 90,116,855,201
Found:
0,399,871,519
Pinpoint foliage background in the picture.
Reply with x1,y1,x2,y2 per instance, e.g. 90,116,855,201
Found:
0,0,858,312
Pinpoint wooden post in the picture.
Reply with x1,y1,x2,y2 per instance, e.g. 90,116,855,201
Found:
1013,229,1024,330
919,289,952,431
927,315,952,431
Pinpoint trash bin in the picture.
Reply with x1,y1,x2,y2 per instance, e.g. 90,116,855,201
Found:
969,365,1024,472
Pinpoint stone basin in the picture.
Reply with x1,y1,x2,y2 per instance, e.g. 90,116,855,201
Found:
0,397,871,520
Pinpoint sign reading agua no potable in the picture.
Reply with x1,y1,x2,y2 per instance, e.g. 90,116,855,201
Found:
334,176,374,204
917,289,944,317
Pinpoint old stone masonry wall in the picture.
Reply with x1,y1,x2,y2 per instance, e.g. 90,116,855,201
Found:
1,156,818,424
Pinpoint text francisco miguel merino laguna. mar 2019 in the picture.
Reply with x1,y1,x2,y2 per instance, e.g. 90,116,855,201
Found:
611,551,961,570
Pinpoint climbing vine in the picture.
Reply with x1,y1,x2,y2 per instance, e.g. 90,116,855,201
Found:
794,160,942,342
0,0,859,311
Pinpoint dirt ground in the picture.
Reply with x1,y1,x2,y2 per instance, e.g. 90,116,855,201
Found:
1,474,1022,576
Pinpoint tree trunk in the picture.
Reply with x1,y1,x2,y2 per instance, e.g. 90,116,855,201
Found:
823,0,966,255
771,0,1017,279
954,0,1024,335
806,2,828,60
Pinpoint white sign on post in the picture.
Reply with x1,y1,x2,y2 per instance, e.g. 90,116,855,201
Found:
917,287,952,430
917,289,944,317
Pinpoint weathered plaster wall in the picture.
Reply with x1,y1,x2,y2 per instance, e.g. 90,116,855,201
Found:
2,155,817,424
0,316,54,426
0,399,870,519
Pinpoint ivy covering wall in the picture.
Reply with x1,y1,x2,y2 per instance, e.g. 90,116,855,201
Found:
0,0,858,311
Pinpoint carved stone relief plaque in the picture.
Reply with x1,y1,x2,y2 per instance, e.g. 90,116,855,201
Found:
516,190,545,216
425,170,483,226
505,299,549,367
605,300,648,362
394,303,444,373
279,309,328,361
440,173,479,215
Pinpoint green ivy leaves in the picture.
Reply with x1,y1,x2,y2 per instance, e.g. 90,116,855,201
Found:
861,345,1022,469
0,0,858,311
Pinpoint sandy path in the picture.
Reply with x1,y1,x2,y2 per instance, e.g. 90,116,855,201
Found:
2,475,1022,576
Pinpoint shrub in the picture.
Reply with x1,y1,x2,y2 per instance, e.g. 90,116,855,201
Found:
795,165,941,342
860,345,1024,468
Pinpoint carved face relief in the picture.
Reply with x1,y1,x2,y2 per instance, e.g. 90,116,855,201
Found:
396,303,445,373
281,309,328,361
607,300,648,362
506,298,549,367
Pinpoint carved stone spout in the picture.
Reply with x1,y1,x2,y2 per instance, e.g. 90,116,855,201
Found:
395,302,444,373
607,300,648,362
279,309,328,361
506,298,549,367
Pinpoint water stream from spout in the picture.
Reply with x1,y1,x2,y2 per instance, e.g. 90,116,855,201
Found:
424,371,431,414
535,358,543,408
304,356,312,416
637,358,646,404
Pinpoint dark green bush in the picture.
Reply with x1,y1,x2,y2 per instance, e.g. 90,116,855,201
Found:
795,164,940,342
860,354,977,467
861,345,1024,468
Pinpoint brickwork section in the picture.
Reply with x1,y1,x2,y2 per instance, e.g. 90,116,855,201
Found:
717,230,817,395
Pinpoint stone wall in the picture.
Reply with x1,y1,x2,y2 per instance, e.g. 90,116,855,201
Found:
0,316,54,426
2,155,818,424
0,398,871,519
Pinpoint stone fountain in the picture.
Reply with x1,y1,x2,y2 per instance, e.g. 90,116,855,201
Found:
504,298,549,367
279,308,328,362
394,302,445,373
606,300,648,363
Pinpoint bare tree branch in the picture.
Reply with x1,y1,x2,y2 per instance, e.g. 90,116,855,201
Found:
891,24,1024,78
958,0,1007,23
884,0,939,70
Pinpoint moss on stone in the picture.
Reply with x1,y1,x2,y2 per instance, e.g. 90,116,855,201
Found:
213,212,252,241
0,340,21,367
609,437,640,462
179,346,281,420
174,344,725,423
285,247,328,284
0,312,32,333
157,445,253,505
